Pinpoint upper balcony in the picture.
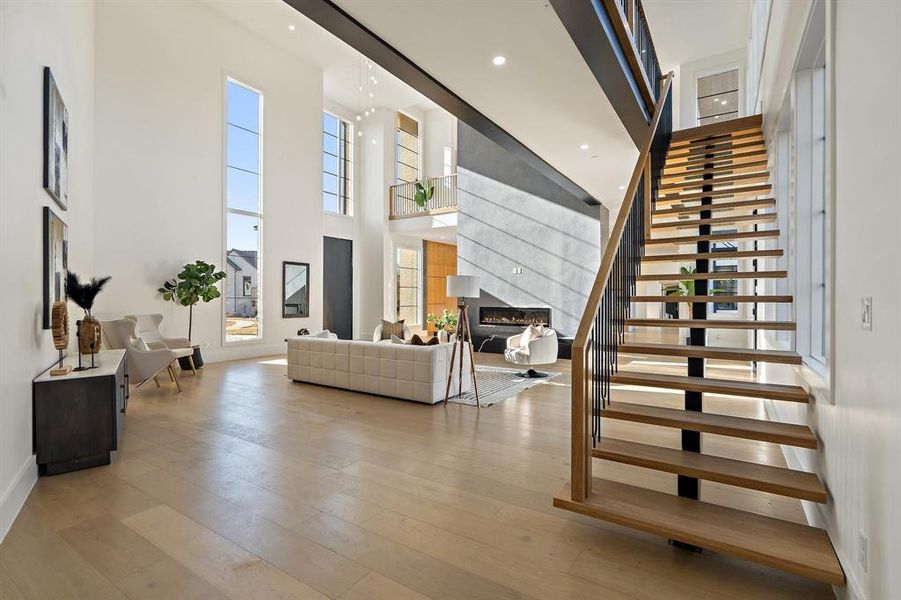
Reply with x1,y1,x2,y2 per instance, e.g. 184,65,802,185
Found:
388,173,457,220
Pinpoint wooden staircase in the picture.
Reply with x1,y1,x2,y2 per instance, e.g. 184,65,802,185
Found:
554,111,845,586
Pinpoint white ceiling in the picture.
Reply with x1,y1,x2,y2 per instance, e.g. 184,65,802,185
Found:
201,0,437,113
204,0,640,212
327,0,639,211
642,0,751,71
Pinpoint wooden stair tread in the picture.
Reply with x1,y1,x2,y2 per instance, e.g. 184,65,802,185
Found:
653,198,776,217
667,139,765,159
553,477,843,585
659,172,770,193
670,115,763,143
618,342,801,364
651,213,777,230
658,183,773,204
664,149,768,171
646,230,780,245
609,372,810,403
661,159,769,181
637,270,787,282
627,318,796,331
631,294,792,303
593,438,826,502
641,249,783,262
601,401,817,448
669,129,763,149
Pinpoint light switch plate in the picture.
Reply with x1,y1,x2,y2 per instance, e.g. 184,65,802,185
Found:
861,297,873,330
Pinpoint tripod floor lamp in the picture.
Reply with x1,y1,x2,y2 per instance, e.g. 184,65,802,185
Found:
444,275,481,408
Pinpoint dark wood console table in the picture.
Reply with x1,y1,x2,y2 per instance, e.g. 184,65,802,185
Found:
33,349,128,475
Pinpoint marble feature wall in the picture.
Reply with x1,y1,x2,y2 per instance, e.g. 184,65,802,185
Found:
456,123,607,339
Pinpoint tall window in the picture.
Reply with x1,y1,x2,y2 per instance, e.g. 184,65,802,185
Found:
396,112,420,184
697,68,739,125
395,246,421,325
442,145,453,176
809,66,827,363
711,235,739,312
323,112,353,215
225,79,262,343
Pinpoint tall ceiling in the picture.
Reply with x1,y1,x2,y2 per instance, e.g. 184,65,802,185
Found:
330,0,638,211
642,0,751,71
200,0,437,113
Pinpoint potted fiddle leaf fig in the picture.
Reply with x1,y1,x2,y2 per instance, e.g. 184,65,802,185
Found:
413,179,434,208
159,260,226,369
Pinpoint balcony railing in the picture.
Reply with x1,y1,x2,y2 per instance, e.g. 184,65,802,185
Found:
389,174,457,220
603,0,662,113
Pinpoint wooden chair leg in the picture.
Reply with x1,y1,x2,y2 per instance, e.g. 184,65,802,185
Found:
188,355,197,375
153,376,160,388
168,364,182,392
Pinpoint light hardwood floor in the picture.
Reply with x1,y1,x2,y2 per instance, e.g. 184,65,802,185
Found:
0,349,833,599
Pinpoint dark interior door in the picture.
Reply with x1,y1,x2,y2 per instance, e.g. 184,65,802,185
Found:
323,237,353,339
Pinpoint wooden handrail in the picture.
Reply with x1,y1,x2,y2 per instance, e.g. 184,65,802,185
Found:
570,71,673,501
601,0,661,111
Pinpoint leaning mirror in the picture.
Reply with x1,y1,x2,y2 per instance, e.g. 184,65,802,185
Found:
282,261,309,318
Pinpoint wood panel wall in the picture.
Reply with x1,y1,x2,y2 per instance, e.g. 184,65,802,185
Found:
423,241,457,332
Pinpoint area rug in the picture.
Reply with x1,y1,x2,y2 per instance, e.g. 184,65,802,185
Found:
448,365,561,407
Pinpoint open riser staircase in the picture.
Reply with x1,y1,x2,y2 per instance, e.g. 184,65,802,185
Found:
554,75,845,586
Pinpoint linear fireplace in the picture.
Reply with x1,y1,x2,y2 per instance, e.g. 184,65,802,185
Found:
479,307,551,328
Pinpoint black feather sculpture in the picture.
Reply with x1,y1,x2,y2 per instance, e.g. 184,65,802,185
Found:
65,271,111,317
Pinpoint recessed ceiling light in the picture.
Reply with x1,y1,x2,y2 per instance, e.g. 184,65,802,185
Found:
721,100,728,105
713,97,719,102
579,143,589,150
370,138,377,145
618,185,626,190
357,130,362,137
288,24,295,31
492,55,506,66
355,114,362,122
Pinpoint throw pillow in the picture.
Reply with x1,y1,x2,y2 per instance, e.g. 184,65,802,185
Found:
425,335,440,346
380,319,405,340
519,324,540,349
410,334,425,346
390,334,406,345
308,329,332,339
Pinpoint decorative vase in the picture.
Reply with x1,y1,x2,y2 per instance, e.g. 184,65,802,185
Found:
78,316,102,354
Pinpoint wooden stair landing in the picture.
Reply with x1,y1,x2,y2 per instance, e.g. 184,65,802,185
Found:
593,438,826,502
553,478,844,585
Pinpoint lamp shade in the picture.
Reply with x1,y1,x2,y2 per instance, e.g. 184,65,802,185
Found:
447,275,481,299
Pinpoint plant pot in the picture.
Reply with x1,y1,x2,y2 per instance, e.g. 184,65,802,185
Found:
178,345,204,371
78,316,102,354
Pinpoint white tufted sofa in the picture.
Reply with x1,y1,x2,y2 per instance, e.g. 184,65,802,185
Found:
286,336,471,404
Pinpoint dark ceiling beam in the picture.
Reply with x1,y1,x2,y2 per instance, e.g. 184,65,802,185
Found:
549,0,650,148
283,0,599,206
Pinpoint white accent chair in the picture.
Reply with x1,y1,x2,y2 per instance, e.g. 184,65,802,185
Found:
372,322,412,342
103,318,191,392
125,313,196,374
504,326,559,378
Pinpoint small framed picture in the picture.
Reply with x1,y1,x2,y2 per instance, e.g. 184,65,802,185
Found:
43,66,68,210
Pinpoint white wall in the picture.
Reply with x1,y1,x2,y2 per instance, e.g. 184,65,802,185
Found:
0,0,95,540
92,0,323,362
422,107,455,178
757,2,901,598
675,47,747,130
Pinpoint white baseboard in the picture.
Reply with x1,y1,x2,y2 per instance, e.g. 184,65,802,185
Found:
200,343,286,364
0,454,37,543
